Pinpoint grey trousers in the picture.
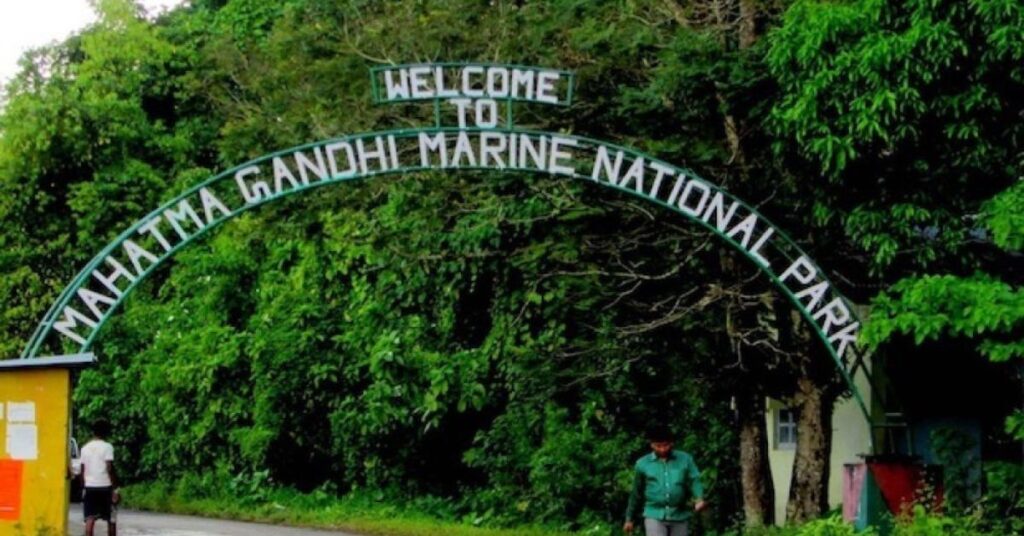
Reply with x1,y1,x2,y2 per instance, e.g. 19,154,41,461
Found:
644,518,689,536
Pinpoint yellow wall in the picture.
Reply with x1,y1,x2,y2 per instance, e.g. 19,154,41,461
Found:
0,368,70,536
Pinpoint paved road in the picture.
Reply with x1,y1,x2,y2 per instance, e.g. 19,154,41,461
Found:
69,504,360,536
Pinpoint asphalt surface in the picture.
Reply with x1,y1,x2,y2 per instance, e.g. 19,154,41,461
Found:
68,504,360,536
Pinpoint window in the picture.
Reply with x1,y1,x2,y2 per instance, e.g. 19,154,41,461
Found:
776,408,797,449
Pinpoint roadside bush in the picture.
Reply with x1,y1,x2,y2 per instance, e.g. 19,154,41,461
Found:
892,505,984,536
793,515,866,536
977,462,1024,534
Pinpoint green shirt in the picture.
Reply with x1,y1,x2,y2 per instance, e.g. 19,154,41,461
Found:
625,450,704,522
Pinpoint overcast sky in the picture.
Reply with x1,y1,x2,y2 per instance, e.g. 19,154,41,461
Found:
0,0,186,86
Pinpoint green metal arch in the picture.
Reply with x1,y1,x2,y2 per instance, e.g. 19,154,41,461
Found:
21,126,874,437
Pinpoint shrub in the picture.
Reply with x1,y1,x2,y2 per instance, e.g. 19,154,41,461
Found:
977,462,1024,534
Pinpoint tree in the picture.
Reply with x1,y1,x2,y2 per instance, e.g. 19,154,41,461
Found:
768,0,1024,520
864,181,1024,438
13,0,1020,530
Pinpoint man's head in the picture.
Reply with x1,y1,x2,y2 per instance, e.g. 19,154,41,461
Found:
91,419,112,439
647,426,674,458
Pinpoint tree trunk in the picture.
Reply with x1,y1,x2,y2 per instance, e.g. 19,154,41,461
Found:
738,0,758,49
786,375,836,524
736,388,775,527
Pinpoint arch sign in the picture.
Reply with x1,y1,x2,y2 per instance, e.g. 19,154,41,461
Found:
21,63,875,428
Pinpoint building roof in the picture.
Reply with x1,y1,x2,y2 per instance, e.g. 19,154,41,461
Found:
0,353,96,370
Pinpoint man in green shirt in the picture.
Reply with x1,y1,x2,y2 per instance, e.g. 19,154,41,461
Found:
623,427,707,536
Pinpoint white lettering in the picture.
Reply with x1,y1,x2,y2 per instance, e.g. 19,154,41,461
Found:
480,132,507,168
666,175,687,205
700,193,740,232
91,257,136,298
830,322,860,359
678,179,711,216
726,214,757,248
591,146,624,184
356,137,389,174
795,281,830,314
452,132,477,167
780,255,817,285
435,67,457,98
449,98,473,128
235,165,270,204
273,157,301,193
122,239,158,277
388,136,399,169
748,227,774,268
618,157,646,193
462,66,484,97
419,132,449,167
295,148,328,184
647,162,674,199
325,142,357,178
383,69,410,100
519,135,546,170
54,306,96,345
475,99,499,128
536,71,559,104
409,66,432,98
812,298,852,336
138,218,172,252
486,67,509,97
548,136,577,175
77,287,115,323
163,199,205,241
199,188,230,223
510,70,535,99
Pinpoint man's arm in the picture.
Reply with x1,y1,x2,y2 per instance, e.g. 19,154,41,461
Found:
688,457,703,499
106,443,119,506
688,456,706,511
106,461,118,488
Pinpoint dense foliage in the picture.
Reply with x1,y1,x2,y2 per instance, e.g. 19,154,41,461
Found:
0,0,1020,532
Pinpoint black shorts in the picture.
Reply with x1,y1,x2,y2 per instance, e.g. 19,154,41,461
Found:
83,487,115,522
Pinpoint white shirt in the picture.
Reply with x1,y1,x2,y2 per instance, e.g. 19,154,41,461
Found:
80,439,115,488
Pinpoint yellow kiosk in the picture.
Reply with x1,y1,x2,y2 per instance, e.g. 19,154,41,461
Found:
0,353,94,536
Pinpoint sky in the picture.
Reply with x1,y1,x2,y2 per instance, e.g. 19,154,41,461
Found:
0,0,186,85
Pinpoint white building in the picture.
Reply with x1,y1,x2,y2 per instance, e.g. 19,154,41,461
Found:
765,354,876,524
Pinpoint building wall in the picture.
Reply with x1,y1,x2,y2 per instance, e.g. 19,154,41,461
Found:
766,398,796,524
0,368,71,536
766,359,874,525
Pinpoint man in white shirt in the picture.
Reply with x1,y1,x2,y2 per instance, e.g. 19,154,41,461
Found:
80,419,119,536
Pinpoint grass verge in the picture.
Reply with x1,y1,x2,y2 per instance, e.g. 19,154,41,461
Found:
121,481,587,536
